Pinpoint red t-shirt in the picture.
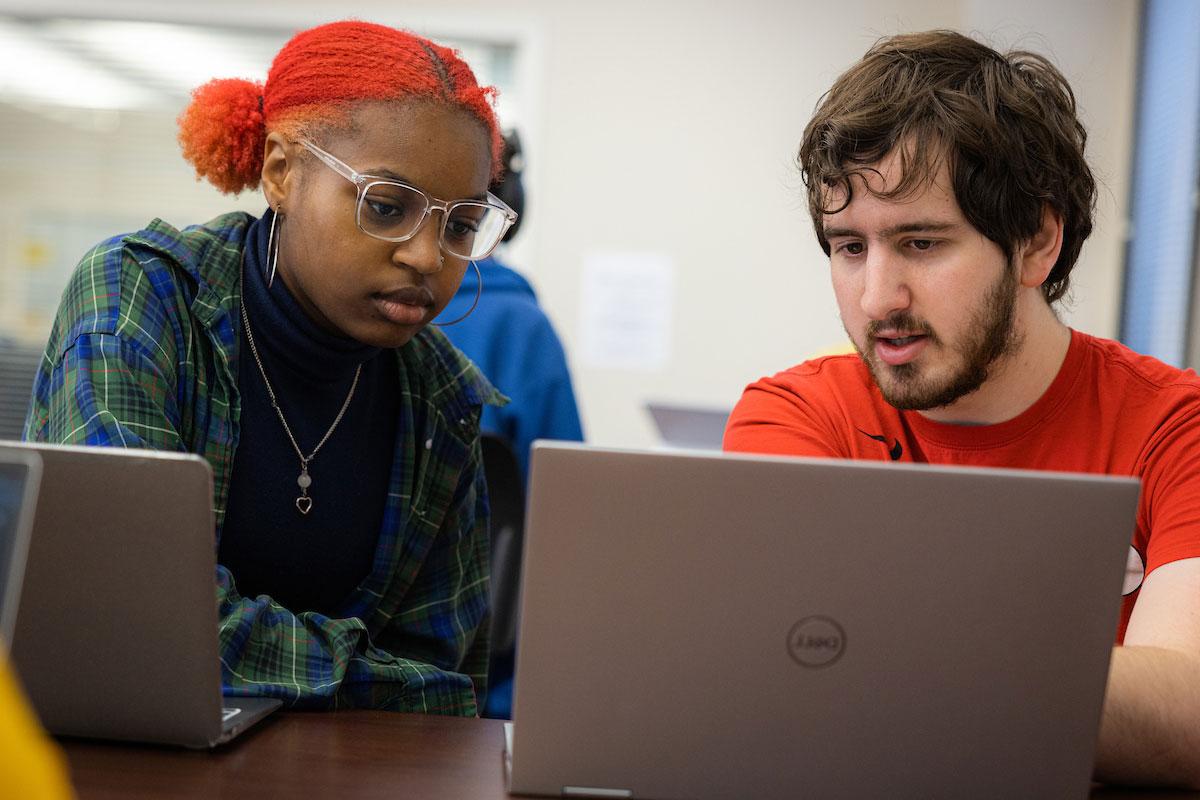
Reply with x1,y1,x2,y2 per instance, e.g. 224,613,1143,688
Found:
724,329,1200,642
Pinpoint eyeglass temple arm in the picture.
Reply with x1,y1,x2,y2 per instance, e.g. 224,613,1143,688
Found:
299,139,362,185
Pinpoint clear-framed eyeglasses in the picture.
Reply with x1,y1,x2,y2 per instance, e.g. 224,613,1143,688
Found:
299,139,518,261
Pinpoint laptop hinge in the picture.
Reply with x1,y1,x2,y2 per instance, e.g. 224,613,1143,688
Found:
562,787,633,798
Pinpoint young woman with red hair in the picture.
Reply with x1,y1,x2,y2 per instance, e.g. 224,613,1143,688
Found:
24,20,516,716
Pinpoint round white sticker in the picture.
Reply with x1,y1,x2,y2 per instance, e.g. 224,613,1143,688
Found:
1123,546,1145,597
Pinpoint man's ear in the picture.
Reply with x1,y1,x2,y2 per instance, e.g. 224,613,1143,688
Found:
261,132,296,210
1019,204,1065,289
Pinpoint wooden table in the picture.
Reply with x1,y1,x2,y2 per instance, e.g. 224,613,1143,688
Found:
63,712,509,800
61,712,1200,800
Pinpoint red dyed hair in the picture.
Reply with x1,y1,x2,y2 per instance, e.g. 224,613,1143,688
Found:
178,20,502,195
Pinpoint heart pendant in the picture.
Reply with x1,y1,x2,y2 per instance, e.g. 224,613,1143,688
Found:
295,496,313,515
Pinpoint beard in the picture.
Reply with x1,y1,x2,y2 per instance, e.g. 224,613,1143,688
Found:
851,263,1022,411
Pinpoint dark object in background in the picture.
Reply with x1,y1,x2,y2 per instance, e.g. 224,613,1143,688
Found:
492,130,525,243
0,339,41,440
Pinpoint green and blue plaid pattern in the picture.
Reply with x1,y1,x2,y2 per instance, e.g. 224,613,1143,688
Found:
24,212,500,715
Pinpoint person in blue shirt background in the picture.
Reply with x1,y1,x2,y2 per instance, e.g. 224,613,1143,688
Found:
440,130,583,719
441,131,584,483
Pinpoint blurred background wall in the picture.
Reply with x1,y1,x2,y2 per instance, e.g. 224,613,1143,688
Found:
0,0,1140,447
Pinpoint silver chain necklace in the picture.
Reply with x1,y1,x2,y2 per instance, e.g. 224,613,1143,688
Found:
238,293,361,516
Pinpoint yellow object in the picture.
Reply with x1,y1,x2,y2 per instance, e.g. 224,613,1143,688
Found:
0,651,74,799
810,341,857,358
20,238,53,269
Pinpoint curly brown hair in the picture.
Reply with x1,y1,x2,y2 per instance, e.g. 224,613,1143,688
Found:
798,30,1095,304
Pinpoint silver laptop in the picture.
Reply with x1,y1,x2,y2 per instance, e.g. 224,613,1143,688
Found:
2,441,280,748
507,443,1138,800
0,446,41,647
644,402,730,450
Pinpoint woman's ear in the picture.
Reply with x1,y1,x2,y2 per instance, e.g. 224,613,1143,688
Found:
1019,204,1065,289
261,132,295,210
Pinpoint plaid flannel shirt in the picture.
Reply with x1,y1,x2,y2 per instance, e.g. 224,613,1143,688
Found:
24,212,500,715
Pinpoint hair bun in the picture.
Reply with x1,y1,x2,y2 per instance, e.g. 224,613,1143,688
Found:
177,78,266,195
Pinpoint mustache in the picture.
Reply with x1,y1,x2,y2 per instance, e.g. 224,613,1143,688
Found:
866,312,937,343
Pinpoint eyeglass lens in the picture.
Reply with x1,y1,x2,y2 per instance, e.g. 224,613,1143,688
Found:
358,181,508,259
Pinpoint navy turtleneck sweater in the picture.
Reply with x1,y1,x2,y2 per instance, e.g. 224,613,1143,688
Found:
219,210,401,617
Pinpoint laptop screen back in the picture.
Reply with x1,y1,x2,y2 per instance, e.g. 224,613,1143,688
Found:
7,443,230,746
510,443,1139,800
0,448,41,645
644,403,730,450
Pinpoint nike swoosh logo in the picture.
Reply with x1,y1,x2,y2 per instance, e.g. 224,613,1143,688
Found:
856,428,904,461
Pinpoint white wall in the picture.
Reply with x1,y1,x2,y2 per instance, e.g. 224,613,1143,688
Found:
0,0,1139,448
963,0,1139,347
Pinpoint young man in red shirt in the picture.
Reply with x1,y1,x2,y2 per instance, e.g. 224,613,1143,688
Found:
725,30,1200,787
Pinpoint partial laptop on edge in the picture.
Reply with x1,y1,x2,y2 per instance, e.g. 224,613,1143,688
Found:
1,441,280,748
0,447,41,648
506,442,1139,800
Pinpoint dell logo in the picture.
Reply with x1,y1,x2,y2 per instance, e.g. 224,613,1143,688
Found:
787,616,846,668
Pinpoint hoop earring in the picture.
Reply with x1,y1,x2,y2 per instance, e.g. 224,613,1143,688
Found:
266,206,282,289
432,261,483,327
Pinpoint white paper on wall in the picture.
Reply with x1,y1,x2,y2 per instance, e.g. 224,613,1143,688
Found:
578,252,675,372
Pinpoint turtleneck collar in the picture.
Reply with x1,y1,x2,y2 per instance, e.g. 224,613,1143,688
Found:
242,208,380,384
